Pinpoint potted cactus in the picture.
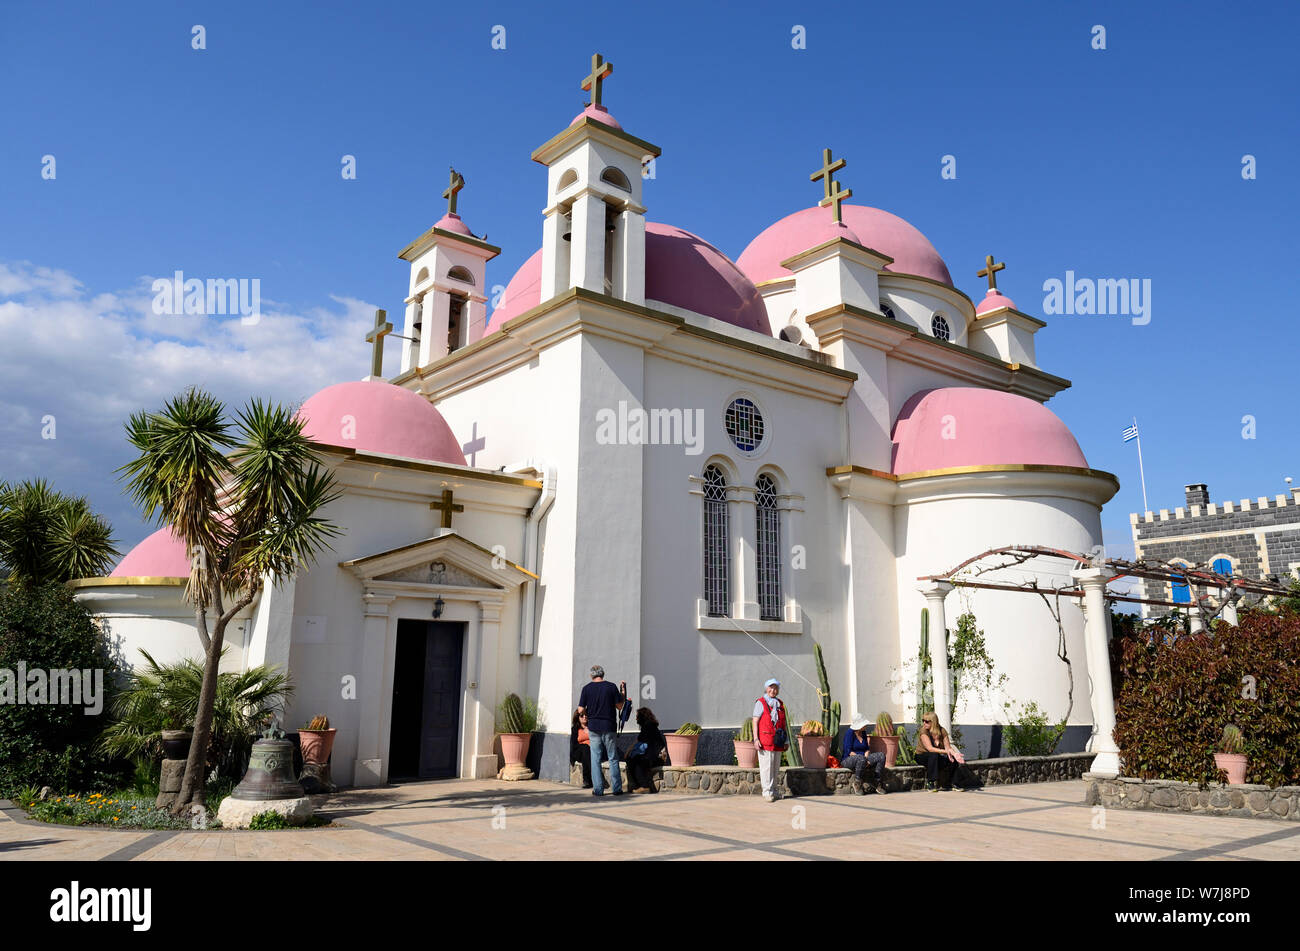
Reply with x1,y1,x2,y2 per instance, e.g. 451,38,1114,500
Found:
298,714,337,765
666,722,702,766
733,717,758,768
797,719,830,768
869,712,901,768
1213,724,1248,785
496,693,538,765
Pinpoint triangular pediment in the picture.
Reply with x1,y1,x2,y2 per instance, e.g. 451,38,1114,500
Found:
339,532,535,589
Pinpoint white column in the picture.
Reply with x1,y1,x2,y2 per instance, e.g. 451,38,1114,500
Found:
732,486,759,620
469,600,503,779
620,208,646,306
569,192,607,292
401,298,420,373
1188,597,1205,634
353,589,395,787
1222,591,1239,625
417,293,440,367
541,208,569,301
1071,568,1121,777
917,581,953,733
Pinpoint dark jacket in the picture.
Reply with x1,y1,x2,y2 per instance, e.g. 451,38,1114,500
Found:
570,722,593,764
630,724,666,761
842,729,871,759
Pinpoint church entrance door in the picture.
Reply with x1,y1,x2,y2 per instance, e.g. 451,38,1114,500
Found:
389,619,464,780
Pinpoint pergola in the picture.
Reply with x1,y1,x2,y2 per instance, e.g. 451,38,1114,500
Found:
914,545,1293,778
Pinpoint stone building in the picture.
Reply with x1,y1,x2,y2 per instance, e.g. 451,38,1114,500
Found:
1130,482,1300,619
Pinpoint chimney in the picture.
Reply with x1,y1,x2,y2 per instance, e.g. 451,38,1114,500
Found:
1184,483,1210,508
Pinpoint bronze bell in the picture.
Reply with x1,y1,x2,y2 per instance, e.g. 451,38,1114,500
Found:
230,725,306,801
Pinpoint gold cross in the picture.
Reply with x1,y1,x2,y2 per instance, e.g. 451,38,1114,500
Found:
429,489,464,529
977,254,1006,292
443,167,465,216
364,309,392,378
581,53,613,107
810,148,852,224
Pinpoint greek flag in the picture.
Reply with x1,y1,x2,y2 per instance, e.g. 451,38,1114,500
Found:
1122,424,1139,443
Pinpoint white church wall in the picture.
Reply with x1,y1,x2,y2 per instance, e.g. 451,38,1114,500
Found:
637,350,851,732
893,475,1108,734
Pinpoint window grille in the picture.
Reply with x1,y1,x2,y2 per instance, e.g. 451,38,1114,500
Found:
756,474,782,620
725,398,764,453
702,466,730,616
931,314,951,341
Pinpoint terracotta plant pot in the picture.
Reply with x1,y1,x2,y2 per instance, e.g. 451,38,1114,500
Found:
499,732,531,766
298,728,337,765
734,740,759,768
869,733,901,768
798,734,830,768
665,734,699,767
160,729,192,760
1214,752,1247,785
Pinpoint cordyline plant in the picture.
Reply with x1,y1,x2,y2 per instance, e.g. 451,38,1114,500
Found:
0,479,118,587
119,389,340,816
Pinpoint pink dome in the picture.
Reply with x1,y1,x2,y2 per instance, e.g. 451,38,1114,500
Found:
890,387,1088,475
486,223,771,336
297,380,467,465
111,527,189,578
738,205,953,287
976,289,1017,315
434,213,473,236
570,104,622,129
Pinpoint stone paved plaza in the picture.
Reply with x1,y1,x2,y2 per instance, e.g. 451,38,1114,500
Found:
3,780,1299,861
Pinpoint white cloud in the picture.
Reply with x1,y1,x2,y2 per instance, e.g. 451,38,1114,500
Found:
0,261,387,552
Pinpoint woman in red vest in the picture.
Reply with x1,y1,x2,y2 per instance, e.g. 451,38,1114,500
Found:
752,678,788,802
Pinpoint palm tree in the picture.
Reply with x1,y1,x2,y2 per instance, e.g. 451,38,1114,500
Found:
119,390,340,815
0,479,118,587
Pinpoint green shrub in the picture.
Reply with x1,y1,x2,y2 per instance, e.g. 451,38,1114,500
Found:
0,583,127,796
1113,611,1300,787
1003,701,1066,756
248,810,291,830
99,648,292,779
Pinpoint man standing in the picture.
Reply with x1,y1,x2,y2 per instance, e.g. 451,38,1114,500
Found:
578,665,628,797
752,678,788,802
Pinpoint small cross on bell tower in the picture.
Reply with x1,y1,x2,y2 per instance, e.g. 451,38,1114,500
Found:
810,148,852,224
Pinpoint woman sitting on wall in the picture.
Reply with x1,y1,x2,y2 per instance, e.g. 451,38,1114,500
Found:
625,707,667,793
570,709,594,788
841,713,889,794
915,713,964,791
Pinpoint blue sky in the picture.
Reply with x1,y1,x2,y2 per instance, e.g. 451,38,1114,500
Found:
2,0,1297,561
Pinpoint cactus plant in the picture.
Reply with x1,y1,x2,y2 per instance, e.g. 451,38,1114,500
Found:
783,714,802,767
916,608,932,722
497,693,531,734
305,715,330,731
734,717,754,742
800,719,825,736
875,712,895,737
1217,724,1244,754
813,641,841,753
675,722,702,736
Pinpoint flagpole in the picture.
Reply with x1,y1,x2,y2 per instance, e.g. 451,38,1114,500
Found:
1133,416,1148,512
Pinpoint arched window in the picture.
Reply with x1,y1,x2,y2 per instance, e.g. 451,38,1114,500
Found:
702,465,730,617
756,473,782,620
415,266,430,286
931,314,951,341
446,265,475,286
1211,557,1233,576
599,166,631,190
1170,562,1191,604
557,168,579,191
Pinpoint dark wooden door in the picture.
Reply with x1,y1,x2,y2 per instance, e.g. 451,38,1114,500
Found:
390,619,463,780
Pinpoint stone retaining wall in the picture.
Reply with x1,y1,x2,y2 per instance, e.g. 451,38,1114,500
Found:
572,752,1094,795
1085,774,1300,821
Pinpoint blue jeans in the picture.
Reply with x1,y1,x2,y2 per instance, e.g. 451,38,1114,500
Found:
589,732,621,794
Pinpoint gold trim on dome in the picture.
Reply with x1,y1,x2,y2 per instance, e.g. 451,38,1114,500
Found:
825,462,1119,487
67,577,187,588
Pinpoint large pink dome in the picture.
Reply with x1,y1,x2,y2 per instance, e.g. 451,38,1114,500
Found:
297,380,467,465
484,222,771,336
111,527,189,578
890,388,1088,475
738,205,953,287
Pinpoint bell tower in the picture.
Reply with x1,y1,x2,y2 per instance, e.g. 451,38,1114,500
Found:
397,168,500,374
532,53,661,306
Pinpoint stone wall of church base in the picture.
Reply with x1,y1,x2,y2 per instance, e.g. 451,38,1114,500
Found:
571,752,1095,794
1086,775,1300,822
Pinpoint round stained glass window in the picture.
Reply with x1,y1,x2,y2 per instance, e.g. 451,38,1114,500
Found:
931,314,951,341
725,397,765,453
